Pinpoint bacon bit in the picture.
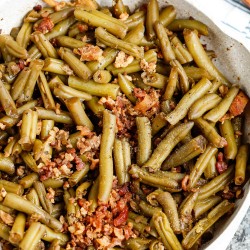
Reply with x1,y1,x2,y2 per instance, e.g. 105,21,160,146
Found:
33,4,42,11
0,123,6,130
76,125,94,137
34,17,54,34
219,85,229,97
0,188,6,202
7,62,20,76
229,91,249,117
134,88,160,115
17,60,26,70
114,205,129,227
216,152,228,174
77,23,88,33
140,59,156,74
0,211,14,226
17,166,25,176
114,51,134,68
73,44,103,62
182,175,189,191
119,13,129,21
46,187,55,203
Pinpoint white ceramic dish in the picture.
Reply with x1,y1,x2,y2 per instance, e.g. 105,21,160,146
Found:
0,0,250,249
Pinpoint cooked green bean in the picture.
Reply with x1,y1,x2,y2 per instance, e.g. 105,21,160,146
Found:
184,29,229,85
168,19,209,36
20,152,39,172
16,22,33,49
136,117,152,166
154,21,175,62
0,222,11,241
126,238,151,250
42,225,69,246
139,200,162,217
19,173,39,189
129,165,181,192
124,11,145,31
58,47,92,80
235,144,249,185
204,155,218,180
68,75,120,99
188,145,218,190
118,73,136,103
204,86,239,123
88,177,99,212
0,153,15,175
98,110,116,203
232,116,243,147
56,35,86,49
0,180,24,196
152,211,183,250
194,117,227,148
163,66,178,100
3,193,62,231
219,119,238,160
124,22,145,45
142,72,168,89
146,0,159,40
95,27,144,59
182,200,234,249
193,196,222,219
184,66,214,82
75,9,128,39
68,164,90,187
93,70,112,84
65,97,94,130
9,212,26,244
188,93,222,120
142,122,194,171
43,58,71,75
159,5,176,27
162,135,207,170
19,222,46,250
151,112,168,136
165,78,212,125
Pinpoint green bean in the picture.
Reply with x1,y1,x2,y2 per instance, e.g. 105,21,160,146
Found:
184,29,229,85
139,200,162,217
98,110,116,203
146,0,159,40
88,177,99,212
232,116,243,147
188,93,222,120
193,196,222,219
142,72,168,89
151,112,168,136
156,192,181,234
20,152,39,172
129,165,181,192
194,117,227,148
31,31,58,59
149,240,165,250
68,75,120,99
168,19,208,36
56,35,86,49
113,0,128,18
198,165,234,200
43,179,64,189
170,36,193,64
33,139,43,160
58,47,92,80
0,35,28,59
163,66,178,101
0,204,14,214
166,78,212,125
0,153,15,175
95,27,144,59
86,48,118,73
65,97,94,130
43,58,71,75
184,66,214,82
93,70,112,84
107,49,157,75
19,222,46,250
26,188,40,206
0,79,18,118
19,110,38,151
154,21,175,62
36,107,73,125
0,222,11,241
118,73,136,103
235,144,249,185
74,9,128,39
136,117,152,166
16,22,33,49
76,181,92,198
204,156,218,180
219,119,238,160
182,200,234,249
124,11,145,31
159,5,176,27
162,135,207,170
124,22,145,45
68,164,90,187
42,225,69,246
3,193,62,231
188,145,218,190
152,211,183,250
9,212,26,244
142,122,194,171
19,173,39,189
34,181,53,215
204,86,239,123
0,180,24,196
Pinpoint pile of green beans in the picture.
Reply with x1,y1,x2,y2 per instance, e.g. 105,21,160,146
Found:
0,0,249,249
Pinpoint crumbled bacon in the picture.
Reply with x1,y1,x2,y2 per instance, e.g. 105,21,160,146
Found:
77,23,88,33
140,59,156,74
73,44,103,62
114,51,134,68
216,152,228,174
119,13,129,21
34,17,54,34
33,4,42,11
0,211,14,226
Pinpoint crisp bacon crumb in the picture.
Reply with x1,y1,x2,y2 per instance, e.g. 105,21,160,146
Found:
34,17,54,34
114,51,134,68
73,44,103,62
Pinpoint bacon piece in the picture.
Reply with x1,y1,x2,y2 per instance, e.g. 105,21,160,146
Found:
73,44,103,61
216,152,228,174
229,91,249,117
34,17,54,34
